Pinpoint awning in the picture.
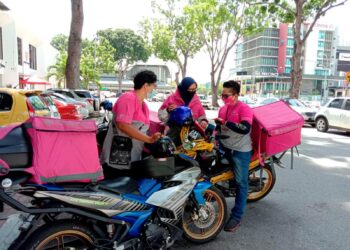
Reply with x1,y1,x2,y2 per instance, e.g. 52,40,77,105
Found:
19,76,50,85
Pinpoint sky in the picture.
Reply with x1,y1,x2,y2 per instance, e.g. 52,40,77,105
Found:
2,0,350,83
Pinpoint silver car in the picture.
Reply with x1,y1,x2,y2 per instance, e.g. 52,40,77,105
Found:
315,97,350,133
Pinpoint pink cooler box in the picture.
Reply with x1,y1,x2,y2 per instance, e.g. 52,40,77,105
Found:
251,101,304,157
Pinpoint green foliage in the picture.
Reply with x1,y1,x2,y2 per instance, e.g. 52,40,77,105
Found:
141,0,204,77
47,52,67,88
48,35,115,89
50,34,68,52
97,28,150,65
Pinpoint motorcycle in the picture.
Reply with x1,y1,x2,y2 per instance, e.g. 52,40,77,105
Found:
173,118,284,202
0,134,227,250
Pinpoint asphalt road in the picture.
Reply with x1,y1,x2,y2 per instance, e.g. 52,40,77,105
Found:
175,127,350,250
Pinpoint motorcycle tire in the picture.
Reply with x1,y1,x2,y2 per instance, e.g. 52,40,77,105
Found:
247,163,276,202
23,220,98,250
182,186,227,243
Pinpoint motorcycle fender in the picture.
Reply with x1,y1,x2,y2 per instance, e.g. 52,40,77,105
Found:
193,181,212,206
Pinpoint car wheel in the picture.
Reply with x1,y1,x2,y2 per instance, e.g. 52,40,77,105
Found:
316,117,328,132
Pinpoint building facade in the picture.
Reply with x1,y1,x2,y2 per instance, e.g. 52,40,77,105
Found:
0,3,54,89
231,23,347,98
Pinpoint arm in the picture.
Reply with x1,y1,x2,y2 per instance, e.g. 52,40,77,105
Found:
117,122,160,144
225,120,251,135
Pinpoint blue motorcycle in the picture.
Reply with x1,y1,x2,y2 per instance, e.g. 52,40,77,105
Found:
0,138,227,249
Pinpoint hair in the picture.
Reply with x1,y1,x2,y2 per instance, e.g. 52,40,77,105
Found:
223,80,240,95
133,70,157,90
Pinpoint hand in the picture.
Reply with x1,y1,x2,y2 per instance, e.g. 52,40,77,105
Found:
199,120,208,129
167,104,177,113
149,132,162,143
214,118,225,125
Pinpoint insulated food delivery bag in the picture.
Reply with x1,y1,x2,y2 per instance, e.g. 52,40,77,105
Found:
25,117,103,184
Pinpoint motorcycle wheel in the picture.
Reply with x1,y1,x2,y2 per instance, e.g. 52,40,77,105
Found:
24,220,97,250
182,186,227,243
247,163,276,202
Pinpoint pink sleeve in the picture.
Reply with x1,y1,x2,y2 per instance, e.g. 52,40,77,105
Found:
239,105,253,124
218,105,228,121
159,95,171,110
114,96,135,124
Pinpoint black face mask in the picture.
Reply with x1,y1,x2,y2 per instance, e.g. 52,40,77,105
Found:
180,91,195,106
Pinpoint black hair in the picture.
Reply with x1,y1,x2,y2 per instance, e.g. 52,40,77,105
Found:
223,80,240,95
133,70,157,90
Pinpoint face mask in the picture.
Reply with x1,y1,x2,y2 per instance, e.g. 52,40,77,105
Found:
223,96,232,105
147,89,154,99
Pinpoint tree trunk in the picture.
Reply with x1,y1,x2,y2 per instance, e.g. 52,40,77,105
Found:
66,0,83,89
289,0,304,99
210,68,219,107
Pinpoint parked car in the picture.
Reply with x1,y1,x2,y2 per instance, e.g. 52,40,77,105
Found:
73,89,99,111
238,96,256,107
51,98,83,120
198,94,213,109
0,88,51,126
253,97,280,107
282,98,318,126
47,88,94,113
315,97,350,133
39,93,60,119
46,92,89,119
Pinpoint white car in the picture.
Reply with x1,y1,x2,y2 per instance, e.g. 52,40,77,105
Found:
283,98,318,127
315,97,350,133
198,94,212,109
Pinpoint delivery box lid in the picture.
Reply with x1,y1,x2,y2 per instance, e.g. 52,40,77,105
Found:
252,101,304,136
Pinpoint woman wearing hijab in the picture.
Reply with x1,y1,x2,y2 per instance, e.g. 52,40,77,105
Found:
158,77,208,146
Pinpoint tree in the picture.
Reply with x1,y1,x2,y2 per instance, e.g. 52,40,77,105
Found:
97,29,150,92
48,35,115,89
47,52,67,88
141,0,204,84
80,37,116,89
186,0,269,106
66,0,84,89
258,0,348,98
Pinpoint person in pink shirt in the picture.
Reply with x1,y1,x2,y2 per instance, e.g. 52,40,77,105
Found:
101,70,162,172
214,80,253,233
158,77,208,146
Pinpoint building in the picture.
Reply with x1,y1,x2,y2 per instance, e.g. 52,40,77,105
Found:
98,63,173,93
231,23,347,98
0,2,55,89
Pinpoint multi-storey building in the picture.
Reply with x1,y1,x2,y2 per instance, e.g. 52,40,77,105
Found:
231,23,346,98
0,2,55,89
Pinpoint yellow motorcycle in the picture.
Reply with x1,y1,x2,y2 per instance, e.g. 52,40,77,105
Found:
175,122,282,202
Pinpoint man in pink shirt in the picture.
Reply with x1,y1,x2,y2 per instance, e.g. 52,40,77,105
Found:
215,80,253,233
101,71,162,172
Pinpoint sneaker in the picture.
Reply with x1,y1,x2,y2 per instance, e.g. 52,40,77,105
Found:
224,218,241,232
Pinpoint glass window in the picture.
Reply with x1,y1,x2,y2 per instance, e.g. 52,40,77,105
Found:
0,93,13,111
26,95,48,111
17,37,22,65
318,41,324,48
29,44,37,70
319,31,325,39
344,99,350,111
328,99,344,109
74,91,92,98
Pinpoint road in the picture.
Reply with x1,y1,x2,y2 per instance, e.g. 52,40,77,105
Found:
175,127,350,250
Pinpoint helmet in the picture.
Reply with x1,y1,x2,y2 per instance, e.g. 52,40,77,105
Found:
168,106,193,126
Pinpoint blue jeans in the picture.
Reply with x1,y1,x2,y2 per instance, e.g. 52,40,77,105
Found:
226,149,252,221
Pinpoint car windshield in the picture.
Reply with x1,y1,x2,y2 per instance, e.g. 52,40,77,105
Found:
42,96,54,106
198,95,206,100
74,91,92,98
286,99,305,107
26,95,49,110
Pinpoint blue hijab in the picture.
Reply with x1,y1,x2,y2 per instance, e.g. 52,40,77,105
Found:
178,77,197,106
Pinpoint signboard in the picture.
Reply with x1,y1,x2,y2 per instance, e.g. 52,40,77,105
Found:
339,53,350,62
345,71,350,84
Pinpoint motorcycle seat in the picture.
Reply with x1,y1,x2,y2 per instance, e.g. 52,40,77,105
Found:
99,176,140,195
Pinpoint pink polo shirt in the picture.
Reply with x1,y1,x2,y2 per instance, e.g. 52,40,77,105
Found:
114,91,150,125
218,101,253,125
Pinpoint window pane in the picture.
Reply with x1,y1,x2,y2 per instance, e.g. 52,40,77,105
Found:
0,93,13,111
329,99,343,109
344,99,350,111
